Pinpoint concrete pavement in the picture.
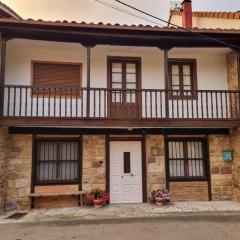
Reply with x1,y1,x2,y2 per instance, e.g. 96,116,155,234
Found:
1,214,240,240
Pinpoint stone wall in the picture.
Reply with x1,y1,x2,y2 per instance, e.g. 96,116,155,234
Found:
1,131,240,210
5,134,32,210
226,51,240,202
227,52,239,118
0,127,8,210
227,51,238,90
82,135,106,192
209,135,233,201
231,129,240,202
146,135,166,193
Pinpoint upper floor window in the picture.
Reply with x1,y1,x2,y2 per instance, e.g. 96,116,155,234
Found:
168,59,197,99
32,61,82,96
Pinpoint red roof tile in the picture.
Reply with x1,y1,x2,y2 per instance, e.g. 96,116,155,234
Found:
170,10,240,19
1,18,240,33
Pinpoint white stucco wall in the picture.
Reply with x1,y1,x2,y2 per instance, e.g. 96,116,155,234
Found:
5,39,228,89
170,14,240,29
4,39,230,119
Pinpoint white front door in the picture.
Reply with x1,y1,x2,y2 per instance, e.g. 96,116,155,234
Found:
110,141,142,204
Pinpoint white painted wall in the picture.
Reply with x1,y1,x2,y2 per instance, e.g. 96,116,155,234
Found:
4,39,230,119
5,40,228,89
170,14,240,29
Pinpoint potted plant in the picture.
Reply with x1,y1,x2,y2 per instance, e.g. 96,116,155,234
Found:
87,189,109,208
149,188,171,206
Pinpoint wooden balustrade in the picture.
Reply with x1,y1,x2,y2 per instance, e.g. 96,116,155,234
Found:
1,85,240,121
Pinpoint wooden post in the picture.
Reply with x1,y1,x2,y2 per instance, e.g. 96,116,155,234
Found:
0,34,6,117
163,49,170,118
237,50,240,90
86,46,91,117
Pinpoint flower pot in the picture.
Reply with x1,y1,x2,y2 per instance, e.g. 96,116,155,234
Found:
155,197,164,206
92,199,106,208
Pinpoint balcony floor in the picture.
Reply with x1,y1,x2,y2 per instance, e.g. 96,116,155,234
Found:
0,116,240,128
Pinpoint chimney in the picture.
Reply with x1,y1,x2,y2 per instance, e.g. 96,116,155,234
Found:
181,0,192,28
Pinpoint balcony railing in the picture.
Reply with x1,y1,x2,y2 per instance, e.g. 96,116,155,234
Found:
1,85,240,121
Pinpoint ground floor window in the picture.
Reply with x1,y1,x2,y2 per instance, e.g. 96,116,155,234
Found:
34,138,81,185
166,138,208,181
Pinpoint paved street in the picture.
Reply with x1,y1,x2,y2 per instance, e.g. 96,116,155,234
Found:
2,202,240,224
1,215,240,240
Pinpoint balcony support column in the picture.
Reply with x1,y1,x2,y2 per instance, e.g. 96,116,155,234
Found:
0,34,6,117
86,46,91,117
237,50,240,90
82,43,96,118
160,47,172,118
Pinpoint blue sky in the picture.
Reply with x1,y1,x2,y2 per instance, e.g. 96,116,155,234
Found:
3,0,240,25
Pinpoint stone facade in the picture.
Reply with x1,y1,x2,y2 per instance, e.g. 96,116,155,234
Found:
4,134,32,210
209,135,233,200
226,51,240,202
146,135,166,192
82,135,106,192
227,51,238,90
0,127,7,210
227,52,239,118
231,129,240,202
1,131,240,210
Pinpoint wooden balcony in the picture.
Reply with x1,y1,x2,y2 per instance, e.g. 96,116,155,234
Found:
0,85,240,128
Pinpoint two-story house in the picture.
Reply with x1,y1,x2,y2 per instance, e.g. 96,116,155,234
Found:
0,0,240,210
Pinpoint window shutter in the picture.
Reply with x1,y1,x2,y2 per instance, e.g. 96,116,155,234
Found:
32,62,82,96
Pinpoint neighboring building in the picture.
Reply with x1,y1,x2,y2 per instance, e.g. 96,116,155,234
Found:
0,1,240,210
169,0,240,29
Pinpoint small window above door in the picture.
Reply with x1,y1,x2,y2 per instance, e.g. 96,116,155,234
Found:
124,152,131,174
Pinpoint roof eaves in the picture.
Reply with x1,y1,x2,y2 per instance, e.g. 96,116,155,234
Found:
1,18,240,34
0,1,21,19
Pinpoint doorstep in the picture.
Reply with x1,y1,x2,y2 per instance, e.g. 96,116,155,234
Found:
1,201,240,224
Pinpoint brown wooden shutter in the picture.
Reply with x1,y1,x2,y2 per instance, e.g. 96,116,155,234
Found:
33,62,81,88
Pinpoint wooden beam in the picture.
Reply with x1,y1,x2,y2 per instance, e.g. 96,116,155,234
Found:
237,50,240,90
1,117,240,128
0,34,6,116
2,23,240,48
8,127,230,135
163,49,170,118
86,46,91,117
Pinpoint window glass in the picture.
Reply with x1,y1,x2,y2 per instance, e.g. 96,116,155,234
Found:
112,73,122,83
183,65,191,75
172,65,179,75
183,76,191,87
167,139,206,179
112,63,122,73
124,152,131,174
126,63,136,73
112,83,122,89
169,60,196,98
126,73,136,84
36,140,79,183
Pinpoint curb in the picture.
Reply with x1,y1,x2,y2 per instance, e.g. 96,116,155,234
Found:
1,211,240,225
